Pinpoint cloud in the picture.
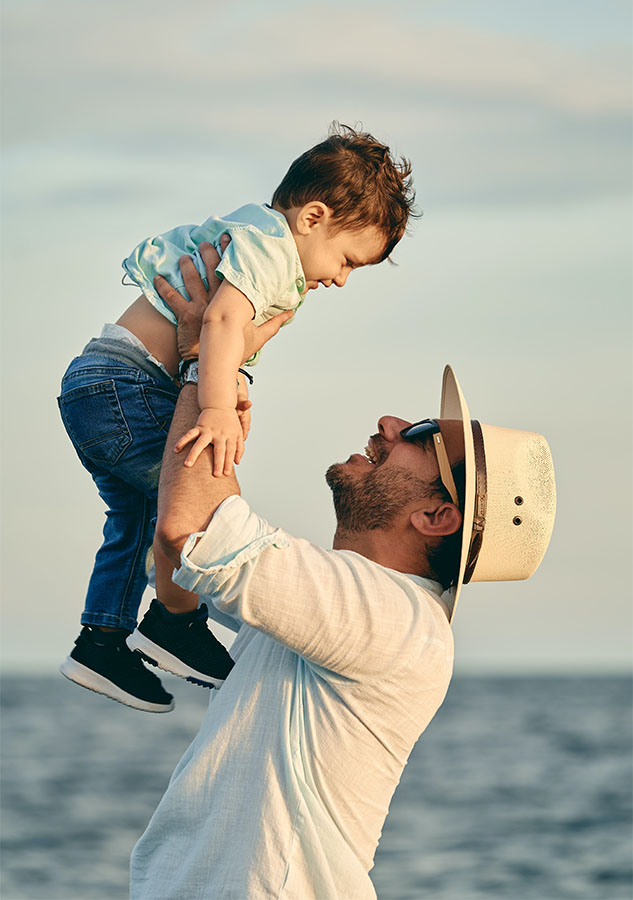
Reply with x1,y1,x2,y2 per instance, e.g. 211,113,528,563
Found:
3,1,629,212
4,3,629,130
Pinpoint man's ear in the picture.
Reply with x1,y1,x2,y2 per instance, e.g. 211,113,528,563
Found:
295,201,331,235
410,503,462,537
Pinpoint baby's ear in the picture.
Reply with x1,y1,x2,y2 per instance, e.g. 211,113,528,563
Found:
296,201,330,234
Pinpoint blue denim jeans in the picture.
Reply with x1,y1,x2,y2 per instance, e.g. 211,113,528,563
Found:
57,342,180,631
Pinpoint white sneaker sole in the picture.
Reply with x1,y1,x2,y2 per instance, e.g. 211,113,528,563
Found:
59,657,174,713
126,630,225,688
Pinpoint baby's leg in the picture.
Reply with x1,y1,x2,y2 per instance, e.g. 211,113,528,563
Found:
76,438,159,631
57,354,180,710
58,463,173,711
153,540,198,613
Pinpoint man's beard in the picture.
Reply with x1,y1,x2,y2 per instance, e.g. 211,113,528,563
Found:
325,462,431,534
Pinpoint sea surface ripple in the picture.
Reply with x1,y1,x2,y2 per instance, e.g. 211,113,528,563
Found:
1,674,631,900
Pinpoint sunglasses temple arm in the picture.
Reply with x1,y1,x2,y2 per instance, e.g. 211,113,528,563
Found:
434,434,459,507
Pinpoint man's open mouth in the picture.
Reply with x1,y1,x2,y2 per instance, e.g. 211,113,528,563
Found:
363,437,384,465
364,444,377,464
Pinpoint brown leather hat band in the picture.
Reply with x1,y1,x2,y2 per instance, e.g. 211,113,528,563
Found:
463,420,487,585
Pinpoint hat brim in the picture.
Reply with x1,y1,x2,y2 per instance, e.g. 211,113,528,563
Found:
440,365,475,622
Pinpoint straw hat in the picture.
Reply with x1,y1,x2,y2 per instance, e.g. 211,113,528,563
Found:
440,365,556,622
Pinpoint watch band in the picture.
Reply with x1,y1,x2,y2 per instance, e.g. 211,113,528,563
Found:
179,359,253,388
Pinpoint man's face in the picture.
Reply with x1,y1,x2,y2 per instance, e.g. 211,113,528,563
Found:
325,416,443,534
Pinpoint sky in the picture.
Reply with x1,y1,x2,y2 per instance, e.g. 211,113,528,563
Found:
1,0,631,672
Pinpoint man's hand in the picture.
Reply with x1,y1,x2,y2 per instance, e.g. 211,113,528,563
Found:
154,236,229,361
236,371,252,441
154,240,294,366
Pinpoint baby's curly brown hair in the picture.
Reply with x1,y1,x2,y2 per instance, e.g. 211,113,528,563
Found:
271,123,419,262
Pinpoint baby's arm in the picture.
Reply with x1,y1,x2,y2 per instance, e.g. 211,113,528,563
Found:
174,282,255,474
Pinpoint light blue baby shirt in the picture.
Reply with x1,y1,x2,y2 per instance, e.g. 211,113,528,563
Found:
130,496,454,900
122,204,306,365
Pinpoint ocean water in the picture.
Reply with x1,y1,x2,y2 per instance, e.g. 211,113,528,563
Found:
1,674,631,900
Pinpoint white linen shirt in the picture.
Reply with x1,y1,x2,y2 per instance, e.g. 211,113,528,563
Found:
130,496,454,900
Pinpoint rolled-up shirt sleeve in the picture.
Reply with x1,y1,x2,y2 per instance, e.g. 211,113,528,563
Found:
173,495,289,628
173,496,451,680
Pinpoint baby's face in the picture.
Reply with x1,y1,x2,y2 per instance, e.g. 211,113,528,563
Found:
295,222,385,294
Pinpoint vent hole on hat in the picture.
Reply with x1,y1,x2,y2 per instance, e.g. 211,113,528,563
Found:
513,516,522,526
514,496,524,505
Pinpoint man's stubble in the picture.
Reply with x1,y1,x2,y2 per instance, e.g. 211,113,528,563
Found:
325,462,432,535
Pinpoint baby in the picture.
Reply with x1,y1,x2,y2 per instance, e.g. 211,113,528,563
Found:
57,124,416,713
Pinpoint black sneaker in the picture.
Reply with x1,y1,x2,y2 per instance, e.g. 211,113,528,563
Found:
126,600,234,688
60,626,174,713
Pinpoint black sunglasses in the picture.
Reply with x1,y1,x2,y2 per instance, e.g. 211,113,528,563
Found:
400,419,459,507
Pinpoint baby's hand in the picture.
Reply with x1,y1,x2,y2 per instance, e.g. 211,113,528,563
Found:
174,407,244,475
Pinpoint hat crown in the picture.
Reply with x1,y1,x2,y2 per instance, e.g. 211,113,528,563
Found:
471,425,556,583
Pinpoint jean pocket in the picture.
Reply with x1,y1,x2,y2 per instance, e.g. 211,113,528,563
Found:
142,385,177,433
58,380,132,465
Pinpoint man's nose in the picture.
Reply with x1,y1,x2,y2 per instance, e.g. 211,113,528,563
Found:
378,415,412,441
334,269,350,288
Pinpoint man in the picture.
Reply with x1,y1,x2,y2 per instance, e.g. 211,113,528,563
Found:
129,246,556,899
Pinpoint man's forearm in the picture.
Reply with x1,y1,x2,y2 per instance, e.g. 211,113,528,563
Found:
156,384,239,566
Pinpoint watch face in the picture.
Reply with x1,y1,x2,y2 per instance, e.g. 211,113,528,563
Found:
184,362,199,383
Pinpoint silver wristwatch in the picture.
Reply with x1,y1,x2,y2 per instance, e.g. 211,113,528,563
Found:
182,361,199,384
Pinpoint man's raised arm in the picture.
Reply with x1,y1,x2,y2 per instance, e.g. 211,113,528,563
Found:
155,381,236,567
153,243,293,566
